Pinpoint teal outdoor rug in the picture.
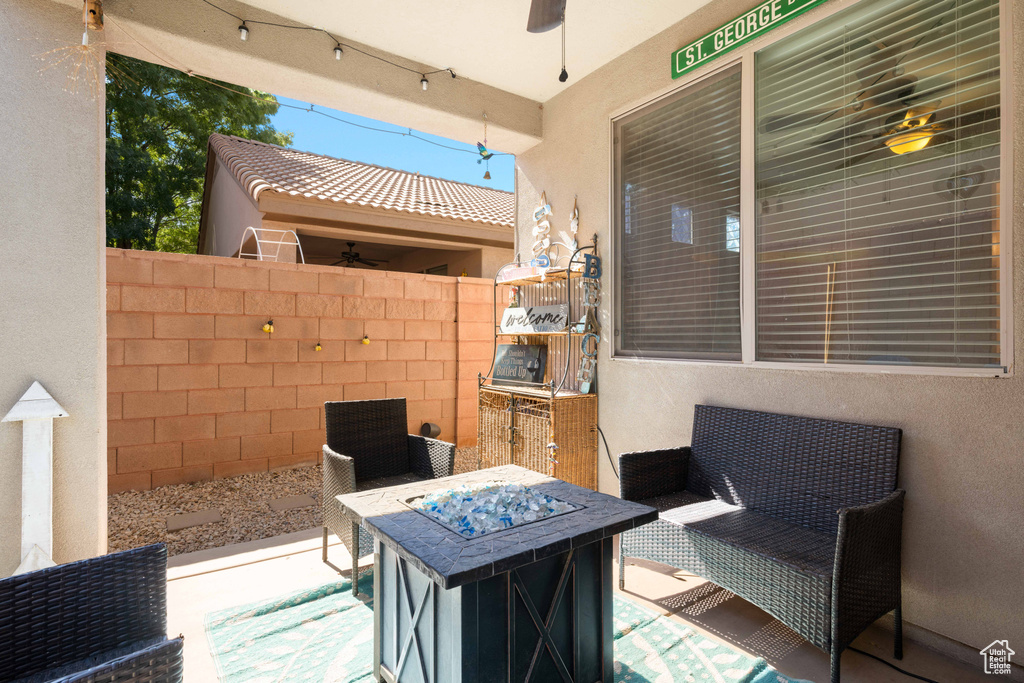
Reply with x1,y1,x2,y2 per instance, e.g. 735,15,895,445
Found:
206,574,806,683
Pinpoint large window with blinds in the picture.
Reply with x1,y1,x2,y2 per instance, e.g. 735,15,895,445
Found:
614,65,743,360
613,0,1005,372
755,0,1001,368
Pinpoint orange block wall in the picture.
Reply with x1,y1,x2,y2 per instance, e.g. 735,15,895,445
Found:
106,248,501,493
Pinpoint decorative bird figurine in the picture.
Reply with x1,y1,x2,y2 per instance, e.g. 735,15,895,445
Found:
476,142,494,163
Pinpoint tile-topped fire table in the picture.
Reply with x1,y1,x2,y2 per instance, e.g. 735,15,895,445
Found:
336,465,657,683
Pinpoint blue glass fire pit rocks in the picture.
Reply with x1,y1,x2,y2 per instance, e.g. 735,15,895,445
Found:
407,480,580,538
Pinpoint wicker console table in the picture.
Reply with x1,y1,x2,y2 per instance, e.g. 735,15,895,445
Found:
478,385,597,489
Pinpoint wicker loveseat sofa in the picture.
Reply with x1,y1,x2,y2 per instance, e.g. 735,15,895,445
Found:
322,398,455,596
619,405,904,683
0,543,183,683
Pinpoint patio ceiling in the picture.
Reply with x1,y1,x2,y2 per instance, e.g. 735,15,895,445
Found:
239,0,717,102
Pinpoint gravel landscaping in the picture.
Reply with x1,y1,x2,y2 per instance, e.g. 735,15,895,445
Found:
108,446,481,557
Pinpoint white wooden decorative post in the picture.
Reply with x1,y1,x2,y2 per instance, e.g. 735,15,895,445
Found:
2,381,68,575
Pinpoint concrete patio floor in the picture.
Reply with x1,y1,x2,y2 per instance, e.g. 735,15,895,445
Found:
167,530,992,683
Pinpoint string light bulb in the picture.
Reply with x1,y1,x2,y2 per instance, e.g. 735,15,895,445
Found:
334,45,343,60
238,23,249,41
362,335,371,345
420,77,428,91
262,319,274,334
315,342,322,352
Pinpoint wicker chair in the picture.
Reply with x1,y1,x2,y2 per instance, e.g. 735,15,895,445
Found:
619,405,904,683
0,543,183,683
322,398,455,596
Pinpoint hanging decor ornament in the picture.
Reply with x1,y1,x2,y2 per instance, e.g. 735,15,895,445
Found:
551,196,579,268
532,192,553,268
576,248,602,394
477,114,494,181
34,0,110,99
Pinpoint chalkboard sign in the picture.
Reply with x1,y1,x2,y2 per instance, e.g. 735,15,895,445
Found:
492,345,547,386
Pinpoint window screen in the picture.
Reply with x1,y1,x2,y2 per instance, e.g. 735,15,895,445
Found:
755,0,1001,368
615,65,743,360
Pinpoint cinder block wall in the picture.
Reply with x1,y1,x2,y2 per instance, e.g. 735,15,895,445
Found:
106,248,498,492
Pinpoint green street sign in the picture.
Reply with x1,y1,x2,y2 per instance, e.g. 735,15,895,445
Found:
672,0,831,79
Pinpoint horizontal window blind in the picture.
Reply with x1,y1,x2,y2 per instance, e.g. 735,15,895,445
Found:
615,65,743,360
755,0,1001,368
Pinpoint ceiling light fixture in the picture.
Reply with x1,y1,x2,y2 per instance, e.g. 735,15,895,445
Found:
238,22,248,41
885,106,940,155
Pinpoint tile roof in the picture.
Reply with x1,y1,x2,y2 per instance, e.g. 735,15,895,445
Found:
208,134,514,228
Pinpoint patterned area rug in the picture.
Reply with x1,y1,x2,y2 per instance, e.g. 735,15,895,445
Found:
206,574,807,683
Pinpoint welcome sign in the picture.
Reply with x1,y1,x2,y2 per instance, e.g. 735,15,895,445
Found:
500,304,569,334
672,0,829,79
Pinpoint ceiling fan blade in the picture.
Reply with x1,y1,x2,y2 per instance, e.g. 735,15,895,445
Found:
762,75,917,134
355,258,381,267
527,0,565,33
761,111,836,133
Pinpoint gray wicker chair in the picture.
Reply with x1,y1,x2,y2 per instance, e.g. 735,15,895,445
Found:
322,398,455,596
619,405,904,683
0,543,183,682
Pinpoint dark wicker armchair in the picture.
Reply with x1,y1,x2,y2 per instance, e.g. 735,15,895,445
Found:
322,398,455,595
0,543,183,683
619,405,904,683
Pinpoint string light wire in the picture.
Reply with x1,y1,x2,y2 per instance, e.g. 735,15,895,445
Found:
198,0,455,81
104,15,509,160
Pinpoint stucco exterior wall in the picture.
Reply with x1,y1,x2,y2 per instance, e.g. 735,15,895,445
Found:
514,0,1024,655
106,248,497,491
0,0,107,576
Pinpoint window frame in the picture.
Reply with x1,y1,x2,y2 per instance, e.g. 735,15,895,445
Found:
609,0,1014,377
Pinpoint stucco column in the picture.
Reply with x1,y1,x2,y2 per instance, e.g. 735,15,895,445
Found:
0,0,107,575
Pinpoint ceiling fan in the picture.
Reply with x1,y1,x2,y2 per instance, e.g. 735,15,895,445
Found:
328,243,389,268
759,11,998,171
527,0,565,33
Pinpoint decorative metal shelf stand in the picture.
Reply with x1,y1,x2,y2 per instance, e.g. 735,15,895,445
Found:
478,238,601,489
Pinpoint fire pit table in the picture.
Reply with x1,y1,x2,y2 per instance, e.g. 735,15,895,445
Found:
336,465,656,683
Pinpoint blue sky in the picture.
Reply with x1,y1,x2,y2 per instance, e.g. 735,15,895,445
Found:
270,97,515,192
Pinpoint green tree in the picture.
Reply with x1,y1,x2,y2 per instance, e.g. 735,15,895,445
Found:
105,54,292,252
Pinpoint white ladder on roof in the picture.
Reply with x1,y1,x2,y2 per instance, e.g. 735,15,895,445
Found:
238,226,306,264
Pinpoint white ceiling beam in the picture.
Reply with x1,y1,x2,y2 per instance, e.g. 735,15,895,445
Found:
98,0,543,154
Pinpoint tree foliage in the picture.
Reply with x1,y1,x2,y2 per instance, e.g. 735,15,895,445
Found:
105,54,292,252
